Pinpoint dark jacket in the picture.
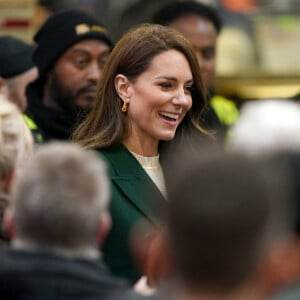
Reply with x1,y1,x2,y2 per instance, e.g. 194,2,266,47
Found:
99,145,166,284
25,79,86,142
0,247,129,300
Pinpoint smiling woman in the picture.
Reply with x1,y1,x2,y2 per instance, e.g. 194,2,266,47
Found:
115,49,194,156
73,23,210,284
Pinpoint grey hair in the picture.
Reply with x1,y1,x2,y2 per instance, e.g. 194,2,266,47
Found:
11,142,110,252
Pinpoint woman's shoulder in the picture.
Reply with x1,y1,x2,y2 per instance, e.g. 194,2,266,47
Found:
95,145,141,176
96,144,131,160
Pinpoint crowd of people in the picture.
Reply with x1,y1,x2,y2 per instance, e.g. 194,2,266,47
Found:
0,1,300,299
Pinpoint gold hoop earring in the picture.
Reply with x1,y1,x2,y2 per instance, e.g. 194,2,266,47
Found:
121,102,128,113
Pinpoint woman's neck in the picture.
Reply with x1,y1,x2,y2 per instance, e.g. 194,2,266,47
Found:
123,137,159,157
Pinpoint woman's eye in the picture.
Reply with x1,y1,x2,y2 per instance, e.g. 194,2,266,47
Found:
159,82,172,89
185,85,194,93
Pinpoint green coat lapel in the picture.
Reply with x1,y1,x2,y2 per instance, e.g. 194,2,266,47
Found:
100,145,166,226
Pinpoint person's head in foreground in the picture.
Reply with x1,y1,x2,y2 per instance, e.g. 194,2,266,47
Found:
147,146,299,300
0,142,133,300
7,142,110,256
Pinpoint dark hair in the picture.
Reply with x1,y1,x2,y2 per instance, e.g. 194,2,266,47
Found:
152,1,222,34
166,147,295,292
73,23,209,149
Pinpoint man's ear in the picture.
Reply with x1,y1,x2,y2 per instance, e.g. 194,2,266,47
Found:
145,229,174,286
130,221,174,287
130,221,159,276
114,74,132,103
96,213,111,246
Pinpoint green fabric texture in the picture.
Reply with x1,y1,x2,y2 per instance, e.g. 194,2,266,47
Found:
98,145,166,284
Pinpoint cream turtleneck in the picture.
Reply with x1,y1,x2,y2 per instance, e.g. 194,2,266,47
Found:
130,151,167,198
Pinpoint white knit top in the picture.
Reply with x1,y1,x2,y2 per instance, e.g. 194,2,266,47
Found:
130,151,167,198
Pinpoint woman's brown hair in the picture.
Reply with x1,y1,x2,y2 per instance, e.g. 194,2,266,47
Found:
73,23,209,149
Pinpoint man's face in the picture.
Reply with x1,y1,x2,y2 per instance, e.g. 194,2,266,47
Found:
47,38,111,112
169,15,217,90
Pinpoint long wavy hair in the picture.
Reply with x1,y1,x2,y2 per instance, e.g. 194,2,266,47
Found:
73,23,210,149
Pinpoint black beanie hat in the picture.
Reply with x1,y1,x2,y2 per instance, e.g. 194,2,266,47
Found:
0,36,35,79
33,9,113,78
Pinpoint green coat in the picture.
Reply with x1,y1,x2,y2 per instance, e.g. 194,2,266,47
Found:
98,145,166,284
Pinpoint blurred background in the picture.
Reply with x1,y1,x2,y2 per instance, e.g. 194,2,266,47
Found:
2,0,300,104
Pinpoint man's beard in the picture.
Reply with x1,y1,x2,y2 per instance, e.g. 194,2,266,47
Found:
49,74,95,114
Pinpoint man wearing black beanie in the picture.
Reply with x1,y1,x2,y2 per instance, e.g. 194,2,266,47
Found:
25,9,113,142
0,36,37,111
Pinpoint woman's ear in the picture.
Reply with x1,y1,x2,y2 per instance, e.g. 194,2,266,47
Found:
114,74,132,102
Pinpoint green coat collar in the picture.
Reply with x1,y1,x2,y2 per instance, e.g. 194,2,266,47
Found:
99,145,166,226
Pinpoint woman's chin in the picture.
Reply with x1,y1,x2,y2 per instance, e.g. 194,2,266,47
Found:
158,132,176,141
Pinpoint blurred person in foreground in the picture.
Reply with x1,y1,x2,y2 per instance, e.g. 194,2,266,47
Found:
0,142,129,299
25,9,113,142
73,23,211,284
0,36,37,111
0,96,33,245
226,99,300,300
153,1,239,137
137,146,299,300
